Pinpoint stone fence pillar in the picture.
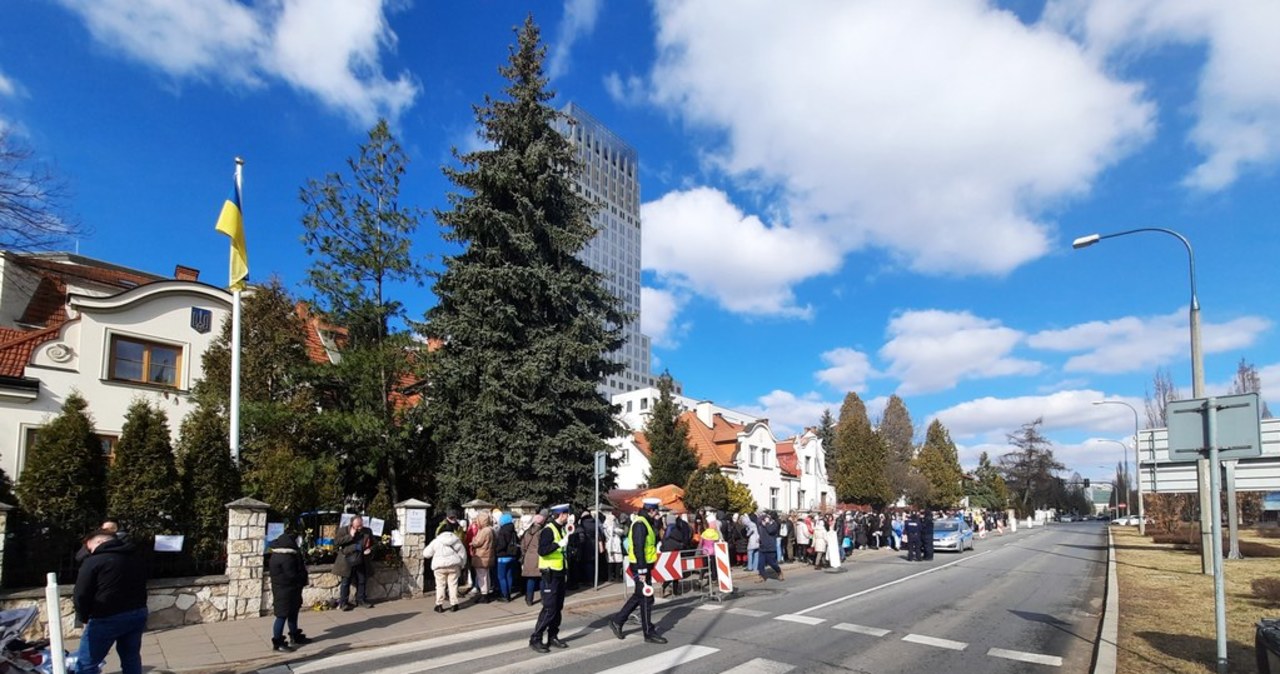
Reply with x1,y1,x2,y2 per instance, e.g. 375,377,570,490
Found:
395,499,431,598
0,502,12,588
225,497,269,620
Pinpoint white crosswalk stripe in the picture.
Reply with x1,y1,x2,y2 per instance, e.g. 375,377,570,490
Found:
718,657,795,673
592,645,719,674
361,628,586,674
287,620,534,673
987,647,1063,667
902,633,968,651
726,607,770,617
774,614,825,625
832,622,891,637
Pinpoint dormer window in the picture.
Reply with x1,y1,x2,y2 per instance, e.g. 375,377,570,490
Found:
318,329,342,364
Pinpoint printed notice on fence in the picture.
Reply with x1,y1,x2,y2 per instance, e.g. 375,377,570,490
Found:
368,517,385,537
405,508,426,534
154,535,184,553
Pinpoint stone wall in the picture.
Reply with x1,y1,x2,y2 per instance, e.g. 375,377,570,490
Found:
0,575,229,640
298,563,411,608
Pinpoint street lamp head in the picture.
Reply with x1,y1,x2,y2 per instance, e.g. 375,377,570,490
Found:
1072,234,1101,249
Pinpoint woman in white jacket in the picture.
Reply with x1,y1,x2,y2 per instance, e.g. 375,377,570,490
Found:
424,529,467,613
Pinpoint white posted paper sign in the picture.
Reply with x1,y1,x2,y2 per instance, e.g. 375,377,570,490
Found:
266,522,285,543
154,535,184,553
369,517,385,537
405,509,427,534
340,513,354,529
390,529,404,547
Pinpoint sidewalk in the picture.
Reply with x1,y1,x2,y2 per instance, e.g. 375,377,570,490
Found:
85,545,918,674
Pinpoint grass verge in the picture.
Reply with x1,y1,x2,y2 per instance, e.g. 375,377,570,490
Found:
1114,525,1280,673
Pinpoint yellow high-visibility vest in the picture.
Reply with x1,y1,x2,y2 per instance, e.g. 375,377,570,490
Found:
538,522,565,570
626,516,658,564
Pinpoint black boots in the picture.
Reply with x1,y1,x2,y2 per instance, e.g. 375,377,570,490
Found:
529,637,550,653
289,631,312,645
644,633,668,644
548,636,569,649
271,637,293,652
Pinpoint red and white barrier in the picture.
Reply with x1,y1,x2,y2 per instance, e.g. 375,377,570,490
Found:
714,541,733,593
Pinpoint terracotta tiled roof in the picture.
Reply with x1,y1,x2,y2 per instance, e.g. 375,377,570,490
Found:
607,484,687,514
14,256,158,290
294,303,348,366
17,275,68,328
0,324,61,377
776,440,800,478
633,411,742,469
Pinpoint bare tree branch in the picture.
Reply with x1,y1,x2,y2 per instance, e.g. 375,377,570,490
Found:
0,131,83,251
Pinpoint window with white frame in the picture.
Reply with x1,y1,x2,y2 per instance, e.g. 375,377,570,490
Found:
762,448,772,468
804,456,811,474
770,488,779,510
749,444,759,466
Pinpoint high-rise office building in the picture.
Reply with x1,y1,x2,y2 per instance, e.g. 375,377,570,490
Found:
558,103,657,398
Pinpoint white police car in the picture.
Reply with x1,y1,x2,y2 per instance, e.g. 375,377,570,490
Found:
932,519,974,553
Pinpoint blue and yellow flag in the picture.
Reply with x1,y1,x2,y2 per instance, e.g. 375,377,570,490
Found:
214,176,248,291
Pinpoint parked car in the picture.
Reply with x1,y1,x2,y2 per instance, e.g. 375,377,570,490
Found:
1059,514,1075,523
932,519,974,553
1110,516,1139,526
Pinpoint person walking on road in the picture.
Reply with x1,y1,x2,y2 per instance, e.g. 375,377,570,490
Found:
608,498,668,645
73,529,149,674
529,504,572,653
267,530,311,652
755,512,784,582
334,515,374,610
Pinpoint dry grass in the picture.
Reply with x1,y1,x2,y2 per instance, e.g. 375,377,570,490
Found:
1114,526,1280,673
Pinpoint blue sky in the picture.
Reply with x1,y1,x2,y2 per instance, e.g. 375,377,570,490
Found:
3,0,1278,484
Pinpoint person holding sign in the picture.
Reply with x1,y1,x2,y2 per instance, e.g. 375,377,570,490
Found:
608,498,668,645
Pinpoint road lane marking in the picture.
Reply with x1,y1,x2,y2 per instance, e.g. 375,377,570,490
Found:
774,614,825,625
696,603,723,611
987,647,1063,667
832,623,891,637
593,645,719,674
794,550,992,615
727,608,770,617
719,658,795,673
901,634,967,651
482,634,635,674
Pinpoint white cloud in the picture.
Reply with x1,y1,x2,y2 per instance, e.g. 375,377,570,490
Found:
932,389,1117,441
880,310,1042,395
0,70,16,98
55,0,418,126
640,286,689,348
646,0,1153,277
1258,362,1280,410
1029,308,1271,374
1045,0,1280,190
815,347,876,393
603,71,647,107
641,187,841,317
739,389,838,437
548,0,601,80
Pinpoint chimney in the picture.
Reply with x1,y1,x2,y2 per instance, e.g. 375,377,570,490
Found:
695,400,714,428
174,265,200,282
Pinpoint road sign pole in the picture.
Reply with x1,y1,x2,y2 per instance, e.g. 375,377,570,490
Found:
1206,398,1227,674
594,450,605,591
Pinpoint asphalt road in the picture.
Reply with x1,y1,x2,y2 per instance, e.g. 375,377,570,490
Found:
259,520,1108,674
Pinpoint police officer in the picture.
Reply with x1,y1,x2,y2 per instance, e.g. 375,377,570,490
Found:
922,510,935,561
608,498,668,644
529,504,572,653
904,512,922,561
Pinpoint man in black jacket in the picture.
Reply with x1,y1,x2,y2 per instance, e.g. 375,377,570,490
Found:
755,512,784,582
73,529,149,674
608,498,668,644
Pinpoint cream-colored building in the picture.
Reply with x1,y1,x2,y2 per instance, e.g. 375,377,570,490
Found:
0,252,230,479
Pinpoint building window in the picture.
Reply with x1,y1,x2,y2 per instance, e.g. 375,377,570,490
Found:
798,489,806,509
770,488,779,510
640,397,648,411
109,336,182,387
24,427,119,465
804,457,811,474
749,445,759,466
626,400,633,413
762,448,772,469
618,447,629,465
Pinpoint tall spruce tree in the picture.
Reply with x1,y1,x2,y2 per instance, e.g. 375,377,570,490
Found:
300,119,425,506
965,451,1009,511
17,392,107,535
877,395,917,502
683,463,730,513
816,408,836,474
831,392,893,507
422,17,624,507
644,372,696,488
914,419,964,509
108,399,183,539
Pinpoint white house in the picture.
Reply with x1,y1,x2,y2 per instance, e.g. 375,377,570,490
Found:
0,252,231,479
609,396,837,513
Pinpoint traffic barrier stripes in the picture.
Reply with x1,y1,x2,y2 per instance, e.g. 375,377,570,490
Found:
715,541,734,594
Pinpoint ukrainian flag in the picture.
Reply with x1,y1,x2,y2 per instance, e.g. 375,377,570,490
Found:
214,176,248,291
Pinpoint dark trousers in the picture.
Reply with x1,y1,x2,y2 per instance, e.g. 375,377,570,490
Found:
272,611,299,640
75,607,147,674
614,573,656,636
923,536,935,560
339,564,367,606
531,569,565,642
906,537,922,561
758,550,782,578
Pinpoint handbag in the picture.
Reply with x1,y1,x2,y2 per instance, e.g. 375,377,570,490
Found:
842,536,852,548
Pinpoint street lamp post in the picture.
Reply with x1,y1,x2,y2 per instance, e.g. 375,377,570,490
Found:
1097,437,1134,517
1094,400,1145,535
1073,228,1211,573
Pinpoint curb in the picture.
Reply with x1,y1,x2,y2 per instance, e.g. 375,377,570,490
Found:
1092,527,1119,674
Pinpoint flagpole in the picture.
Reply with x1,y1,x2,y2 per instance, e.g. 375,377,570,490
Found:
229,157,244,465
